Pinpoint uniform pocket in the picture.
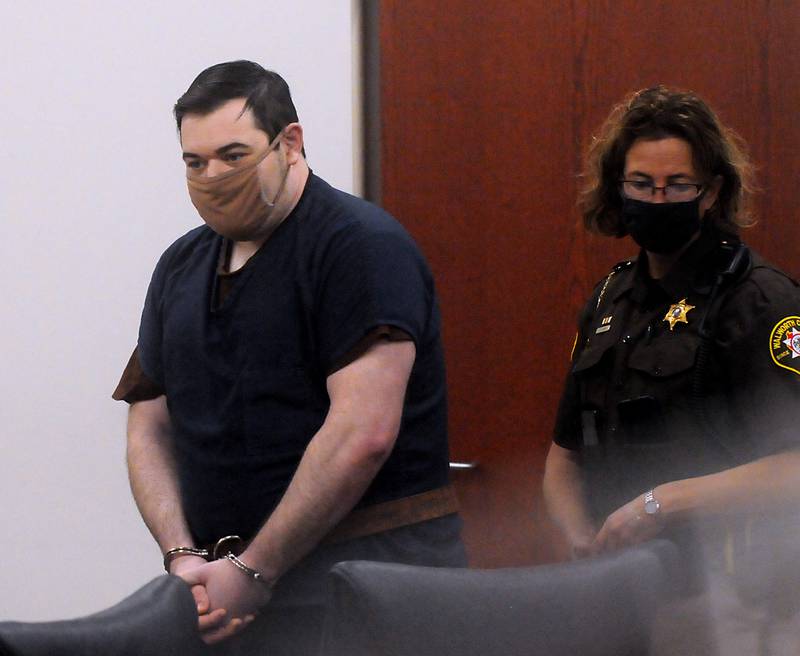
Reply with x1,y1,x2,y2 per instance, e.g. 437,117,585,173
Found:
627,330,699,378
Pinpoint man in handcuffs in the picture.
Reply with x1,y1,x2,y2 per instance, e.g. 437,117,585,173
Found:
114,60,465,654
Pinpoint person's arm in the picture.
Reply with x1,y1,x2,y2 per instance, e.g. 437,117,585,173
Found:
592,449,800,553
126,396,193,554
127,397,239,637
182,338,416,642
542,443,597,558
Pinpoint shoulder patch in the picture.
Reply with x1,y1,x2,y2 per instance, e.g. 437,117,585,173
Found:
770,316,800,375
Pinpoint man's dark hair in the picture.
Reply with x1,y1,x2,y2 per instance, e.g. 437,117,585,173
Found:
174,60,300,141
579,85,756,236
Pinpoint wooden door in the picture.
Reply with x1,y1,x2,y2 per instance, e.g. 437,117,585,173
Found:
375,1,800,567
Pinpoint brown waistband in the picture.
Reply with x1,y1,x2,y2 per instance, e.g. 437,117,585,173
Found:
322,483,460,544
201,484,459,557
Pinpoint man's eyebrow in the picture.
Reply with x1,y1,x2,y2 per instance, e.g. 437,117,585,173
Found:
216,142,251,155
181,142,251,159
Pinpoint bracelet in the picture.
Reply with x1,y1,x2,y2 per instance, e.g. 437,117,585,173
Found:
225,553,271,588
163,546,210,573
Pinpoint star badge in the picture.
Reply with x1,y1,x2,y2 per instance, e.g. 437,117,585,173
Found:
663,298,695,331
783,329,800,359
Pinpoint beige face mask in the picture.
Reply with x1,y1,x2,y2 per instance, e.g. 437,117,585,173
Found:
186,134,290,241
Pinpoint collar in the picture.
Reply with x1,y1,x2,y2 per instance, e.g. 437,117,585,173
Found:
656,227,720,299
214,170,317,276
622,225,737,305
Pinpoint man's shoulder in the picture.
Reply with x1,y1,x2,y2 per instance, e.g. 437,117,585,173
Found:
149,225,217,288
162,224,215,255
306,174,412,242
298,177,428,279
156,225,216,267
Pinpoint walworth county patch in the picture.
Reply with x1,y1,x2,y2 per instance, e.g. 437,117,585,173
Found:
770,316,800,376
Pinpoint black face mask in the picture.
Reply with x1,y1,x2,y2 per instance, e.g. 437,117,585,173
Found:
621,196,702,254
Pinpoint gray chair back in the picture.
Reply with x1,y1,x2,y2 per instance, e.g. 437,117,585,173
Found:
320,539,679,656
0,575,203,656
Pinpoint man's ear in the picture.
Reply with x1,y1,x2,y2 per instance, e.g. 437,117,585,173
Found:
281,123,304,164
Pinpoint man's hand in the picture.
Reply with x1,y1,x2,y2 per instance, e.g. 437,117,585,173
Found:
181,558,271,645
169,554,232,634
591,495,664,554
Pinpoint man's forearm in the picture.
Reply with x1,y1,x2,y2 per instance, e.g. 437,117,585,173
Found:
241,339,415,584
127,396,195,553
242,419,392,582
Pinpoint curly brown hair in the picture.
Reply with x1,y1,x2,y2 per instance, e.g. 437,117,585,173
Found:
579,86,756,236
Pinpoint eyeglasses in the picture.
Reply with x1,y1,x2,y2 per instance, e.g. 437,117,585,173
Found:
619,180,704,203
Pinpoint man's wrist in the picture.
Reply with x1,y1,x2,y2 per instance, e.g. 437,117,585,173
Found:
163,546,210,572
240,543,283,586
225,553,274,589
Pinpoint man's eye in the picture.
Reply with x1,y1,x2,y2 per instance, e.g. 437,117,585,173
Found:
669,183,694,192
629,180,652,191
186,160,204,169
225,153,246,162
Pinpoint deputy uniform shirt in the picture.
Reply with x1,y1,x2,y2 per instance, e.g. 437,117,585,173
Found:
122,173,452,546
553,226,800,519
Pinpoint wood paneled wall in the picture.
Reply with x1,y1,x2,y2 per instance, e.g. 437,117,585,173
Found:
377,1,800,567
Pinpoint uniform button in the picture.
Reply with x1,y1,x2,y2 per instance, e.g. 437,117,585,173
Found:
654,366,662,376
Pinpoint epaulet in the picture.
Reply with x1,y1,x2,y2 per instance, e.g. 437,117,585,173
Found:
595,259,633,310
612,259,634,273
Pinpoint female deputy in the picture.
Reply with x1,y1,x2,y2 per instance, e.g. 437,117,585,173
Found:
542,86,800,605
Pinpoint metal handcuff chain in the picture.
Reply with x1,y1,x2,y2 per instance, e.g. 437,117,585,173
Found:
163,534,248,572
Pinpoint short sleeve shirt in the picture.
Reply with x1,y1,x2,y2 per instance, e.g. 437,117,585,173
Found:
135,174,450,544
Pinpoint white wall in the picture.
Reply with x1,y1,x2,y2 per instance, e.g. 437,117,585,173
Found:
0,1,359,621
